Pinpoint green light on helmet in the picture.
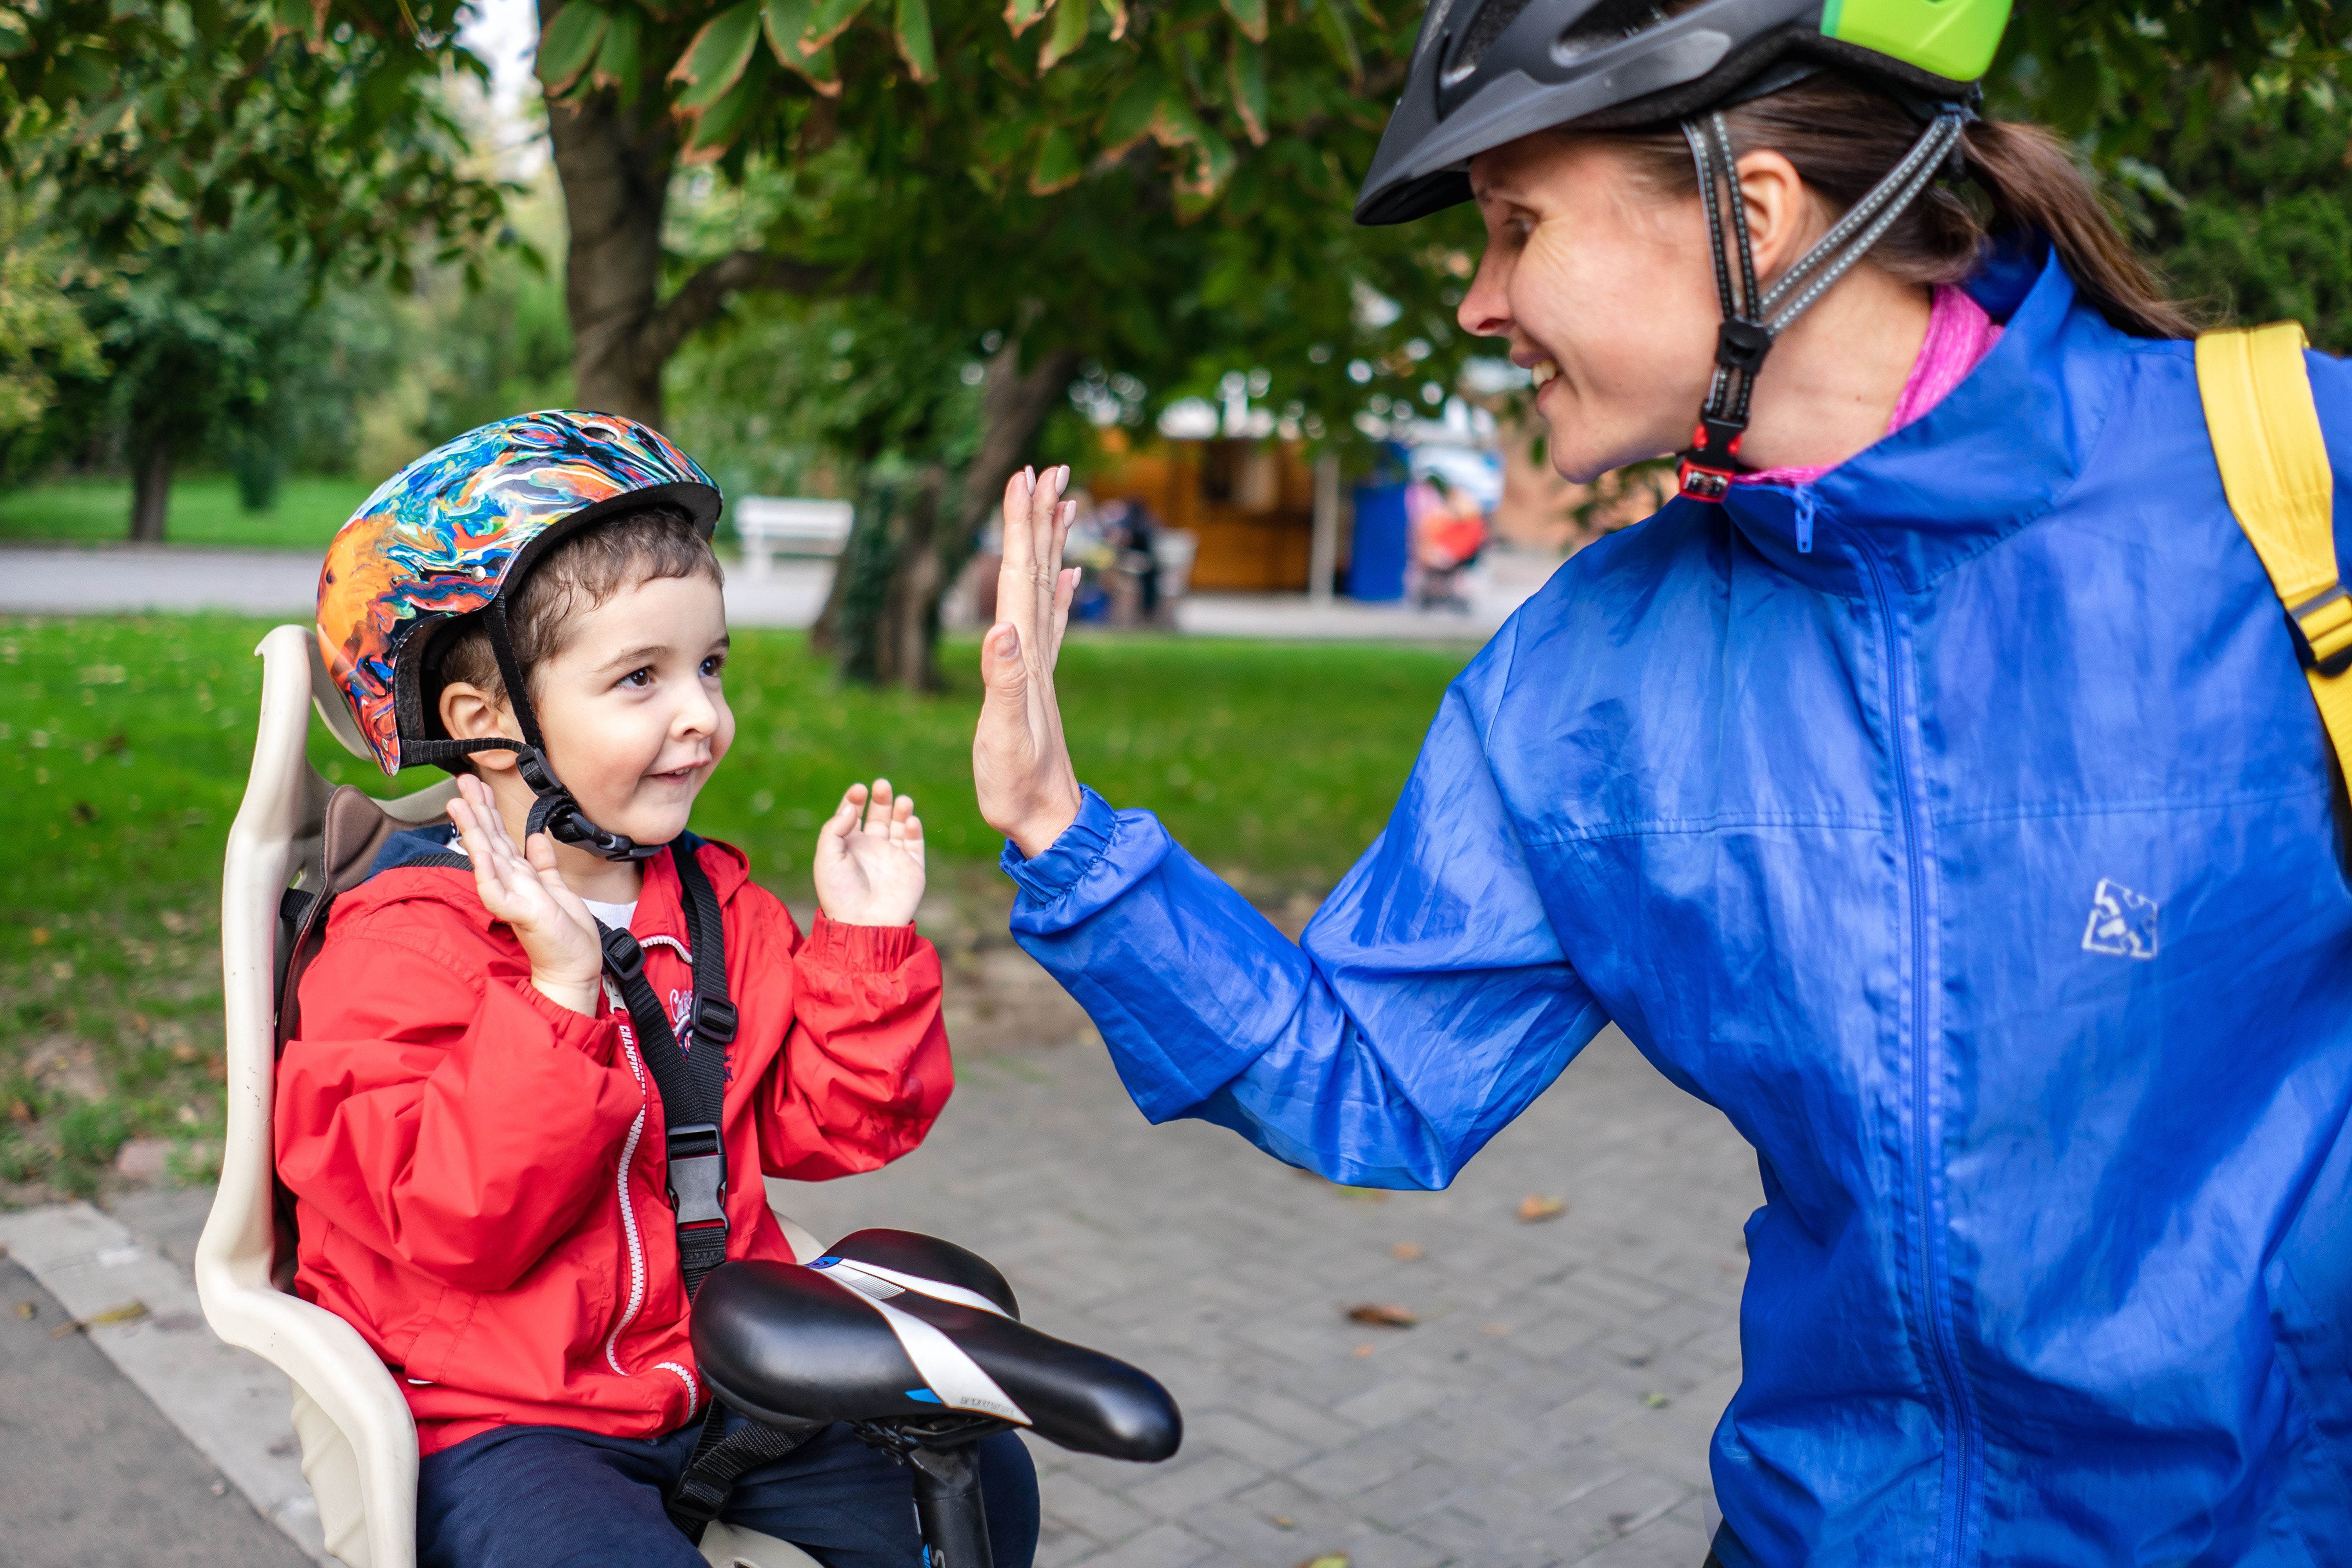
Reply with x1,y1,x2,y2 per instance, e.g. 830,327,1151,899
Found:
1821,0,2010,83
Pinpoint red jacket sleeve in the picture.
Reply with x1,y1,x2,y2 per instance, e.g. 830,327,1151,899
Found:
756,907,953,1181
276,911,646,1292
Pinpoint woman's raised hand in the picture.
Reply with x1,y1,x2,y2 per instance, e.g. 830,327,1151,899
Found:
446,774,605,1017
975,464,1084,858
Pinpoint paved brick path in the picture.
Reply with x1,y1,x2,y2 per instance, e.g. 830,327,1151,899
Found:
772,1024,1760,1568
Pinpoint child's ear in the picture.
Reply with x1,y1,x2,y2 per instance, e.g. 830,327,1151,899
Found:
438,681,523,770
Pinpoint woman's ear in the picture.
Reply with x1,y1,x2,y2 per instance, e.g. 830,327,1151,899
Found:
1732,148,1819,290
437,681,522,772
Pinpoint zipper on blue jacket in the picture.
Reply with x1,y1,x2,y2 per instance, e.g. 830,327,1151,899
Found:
1857,541,1982,1568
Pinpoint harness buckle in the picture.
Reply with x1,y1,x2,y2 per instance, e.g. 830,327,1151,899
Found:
688,996,739,1047
600,926,645,982
664,1122,729,1228
2288,581,2352,677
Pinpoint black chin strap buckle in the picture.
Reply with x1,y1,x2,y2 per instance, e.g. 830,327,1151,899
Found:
515,746,662,862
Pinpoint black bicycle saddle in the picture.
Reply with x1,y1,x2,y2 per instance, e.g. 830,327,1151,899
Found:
690,1230,1181,1463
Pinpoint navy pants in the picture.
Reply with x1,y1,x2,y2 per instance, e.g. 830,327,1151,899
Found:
417,1414,1038,1568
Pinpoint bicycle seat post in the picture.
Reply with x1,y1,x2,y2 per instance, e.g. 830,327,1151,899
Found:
907,1443,993,1568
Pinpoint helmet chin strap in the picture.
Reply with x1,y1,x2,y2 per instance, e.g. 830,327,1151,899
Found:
1675,103,1973,504
408,600,664,863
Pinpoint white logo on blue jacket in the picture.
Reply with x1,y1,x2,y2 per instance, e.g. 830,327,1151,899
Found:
2082,878,2160,959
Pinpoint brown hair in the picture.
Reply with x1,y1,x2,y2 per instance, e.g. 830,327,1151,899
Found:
434,505,722,715
1584,71,2198,339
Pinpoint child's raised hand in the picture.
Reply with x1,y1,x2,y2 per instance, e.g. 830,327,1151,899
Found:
447,775,606,1017
812,779,926,927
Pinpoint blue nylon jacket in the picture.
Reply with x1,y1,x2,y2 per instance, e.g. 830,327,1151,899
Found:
1002,241,2352,1566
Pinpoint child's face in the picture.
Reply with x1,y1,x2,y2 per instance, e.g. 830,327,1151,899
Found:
529,571,734,851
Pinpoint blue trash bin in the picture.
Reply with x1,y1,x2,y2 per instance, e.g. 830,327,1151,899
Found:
1347,481,1410,602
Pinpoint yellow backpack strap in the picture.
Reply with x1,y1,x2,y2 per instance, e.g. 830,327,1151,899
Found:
2197,321,2352,782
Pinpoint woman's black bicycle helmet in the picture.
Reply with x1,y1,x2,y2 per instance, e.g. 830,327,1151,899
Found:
1356,0,2013,500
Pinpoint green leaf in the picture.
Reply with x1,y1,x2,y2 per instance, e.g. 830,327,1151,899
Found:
1039,0,1091,70
1152,92,1207,150
764,0,813,63
681,71,762,160
893,0,937,81
1312,0,1360,87
669,0,762,109
785,38,841,93
1220,0,1265,44
534,0,610,93
797,0,869,56
1030,125,1083,193
1099,65,1164,156
1174,131,1237,217
591,6,641,92
1228,40,1266,143
1003,0,1048,39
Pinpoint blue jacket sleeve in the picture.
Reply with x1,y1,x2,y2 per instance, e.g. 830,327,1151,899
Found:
1003,672,1608,1190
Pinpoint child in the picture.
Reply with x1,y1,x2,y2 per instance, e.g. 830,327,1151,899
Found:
281,411,1037,1568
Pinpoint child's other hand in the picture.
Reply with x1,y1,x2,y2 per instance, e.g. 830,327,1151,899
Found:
448,775,606,1017
812,779,926,927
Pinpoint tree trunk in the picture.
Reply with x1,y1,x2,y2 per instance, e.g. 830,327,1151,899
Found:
128,437,172,543
816,340,1082,690
829,467,948,688
548,92,674,424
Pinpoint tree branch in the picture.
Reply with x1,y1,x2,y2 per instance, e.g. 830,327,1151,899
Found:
637,249,872,372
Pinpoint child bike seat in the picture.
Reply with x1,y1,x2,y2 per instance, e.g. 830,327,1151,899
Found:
691,1230,1181,1463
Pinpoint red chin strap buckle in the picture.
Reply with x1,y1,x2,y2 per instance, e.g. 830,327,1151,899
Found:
1676,417,1745,504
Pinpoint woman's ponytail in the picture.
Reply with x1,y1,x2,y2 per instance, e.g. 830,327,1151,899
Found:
1961,118,2198,339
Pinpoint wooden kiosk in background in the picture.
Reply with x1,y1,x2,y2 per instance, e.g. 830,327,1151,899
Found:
1082,433,1333,593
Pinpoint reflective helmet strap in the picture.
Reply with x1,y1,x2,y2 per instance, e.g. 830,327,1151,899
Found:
1675,103,1973,505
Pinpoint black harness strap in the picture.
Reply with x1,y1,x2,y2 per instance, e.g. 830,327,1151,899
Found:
596,848,733,1306
667,1405,823,1537
594,840,825,1543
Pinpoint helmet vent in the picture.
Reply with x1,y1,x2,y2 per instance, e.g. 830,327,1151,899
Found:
1557,0,1670,64
1443,0,1666,88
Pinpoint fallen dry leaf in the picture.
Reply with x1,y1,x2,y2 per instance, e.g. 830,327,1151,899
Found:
1346,1302,1417,1328
1350,1343,1375,1357
1517,1192,1568,1223
13,1300,34,1320
1295,1555,1350,1568
1642,1391,1671,1408
1389,1241,1423,1262
52,1299,148,1338
1479,1322,1512,1336
1270,1515,1298,1530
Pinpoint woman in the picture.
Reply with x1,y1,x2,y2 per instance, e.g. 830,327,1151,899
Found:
972,2,2352,1563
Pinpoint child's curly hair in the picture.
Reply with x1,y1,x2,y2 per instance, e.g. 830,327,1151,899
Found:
430,506,724,722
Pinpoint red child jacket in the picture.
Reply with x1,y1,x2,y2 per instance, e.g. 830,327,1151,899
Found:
274,833,951,1455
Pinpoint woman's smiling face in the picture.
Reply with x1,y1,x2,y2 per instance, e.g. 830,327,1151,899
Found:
1456,134,1725,485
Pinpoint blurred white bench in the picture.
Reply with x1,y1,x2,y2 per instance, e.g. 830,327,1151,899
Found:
733,497,854,579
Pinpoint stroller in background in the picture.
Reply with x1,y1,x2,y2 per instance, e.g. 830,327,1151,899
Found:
1410,481,1490,613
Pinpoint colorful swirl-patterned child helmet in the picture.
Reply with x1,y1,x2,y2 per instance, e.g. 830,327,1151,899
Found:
316,410,722,857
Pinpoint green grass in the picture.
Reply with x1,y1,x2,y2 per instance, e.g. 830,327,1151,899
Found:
0,474,376,549
0,616,1470,1199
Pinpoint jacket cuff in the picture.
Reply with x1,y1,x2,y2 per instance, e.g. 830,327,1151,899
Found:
805,911,921,972
509,976,620,1062
999,786,1118,903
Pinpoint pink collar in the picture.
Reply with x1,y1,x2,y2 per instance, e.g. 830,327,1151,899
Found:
1735,284,2002,490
